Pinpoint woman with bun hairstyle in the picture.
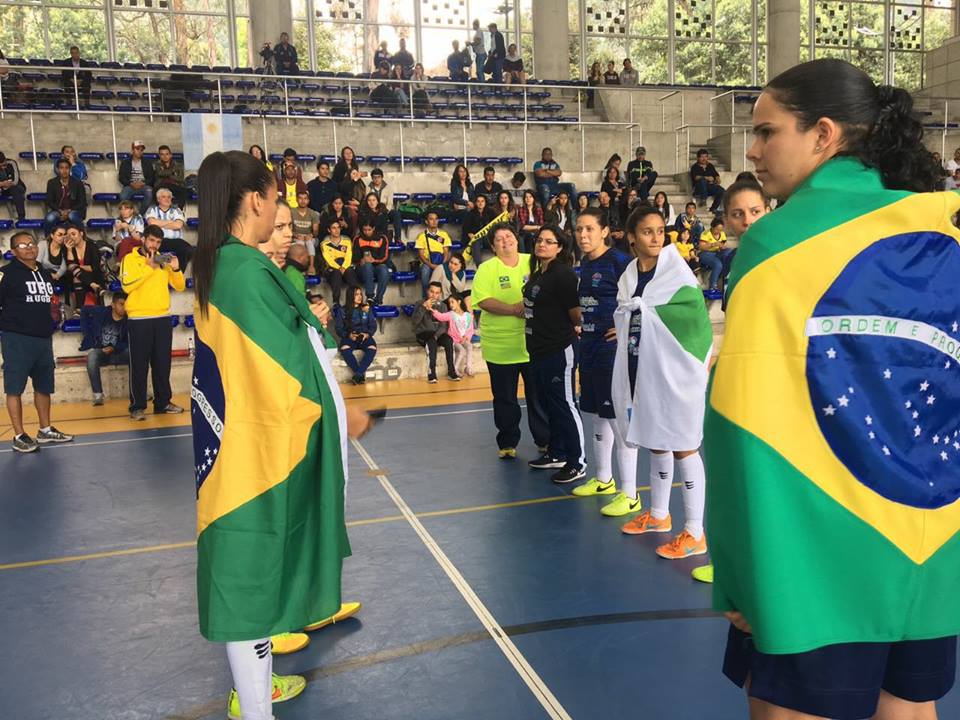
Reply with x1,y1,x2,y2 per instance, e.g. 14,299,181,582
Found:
707,59,959,720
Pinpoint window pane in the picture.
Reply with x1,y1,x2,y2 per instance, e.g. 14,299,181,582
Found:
314,20,365,73
852,47,884,83
924,7,954,51
568,33,582,79
174,12,230,65
850,1,884,48
757,0,766,42
291,0,308,20
893,51,922,89
292,18,309,68
675,0,714,41
176,0,227,12
234,0,250,15
583,0,628,36
629,0,668,38
674,41,713,84
0,5,45,59
815,0,849,47
419,27,467,76
44,0,103,7
520,31,533,77
585,36,627,66
568,0,580,32
114,10,172,65
716,0,752,41
371,0,415,24
48,8,108,60
420,0,469,28
715,42,752,85
890,3,922,51
757,42,767,84
369,24,415,72
469,0,515,33
631,37,668,83
236,16,251,66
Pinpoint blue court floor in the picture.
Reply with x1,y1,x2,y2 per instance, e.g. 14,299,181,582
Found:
1,400,957,720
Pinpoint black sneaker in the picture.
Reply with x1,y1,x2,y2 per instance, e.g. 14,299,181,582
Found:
36,426,74,444
427,374,438,384
447,373,461,382
528,453,565,470
552,464,586,484
12,433,39,453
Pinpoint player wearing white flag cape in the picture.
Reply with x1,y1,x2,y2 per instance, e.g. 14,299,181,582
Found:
611,205,714,559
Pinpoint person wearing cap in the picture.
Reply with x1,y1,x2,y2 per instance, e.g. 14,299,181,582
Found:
119,141,156,215
626,146,658,201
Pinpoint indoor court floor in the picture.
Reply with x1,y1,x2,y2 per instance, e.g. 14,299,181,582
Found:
2,377,958,720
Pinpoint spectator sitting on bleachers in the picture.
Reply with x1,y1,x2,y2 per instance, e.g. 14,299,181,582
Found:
389,65,409,106
450,164,475,230
503,44,526,85
285,243,309,296
463,194,494,259
367,168,402,241
118,140,155,214
333,146,366,186
508,171,527,206
353,220,390,305
411,63,430,113
652,191,677,226
267,201,293,269
59,45,92,105
113,200,145,263
280,161,308,209
320,196,356,241
603,61,620,84
392,38,415,78
620,58,639,86
369,62,401,110
120,224,184,420
319,217,359,306
447,40,470,81
53,145,89,187
273,32,299,75
37,224,67,281
0,230,75,453
307,159,337,214
674,226,698,272
44,158,87,235
80,292,128,406
690,148,724,212
63,222,104,315
946,147,960,173
334,286,378,385
430,252,471,310
576,192,590,217
545,190,574,234
626,146,658,201
145,188,192,270
374,41,391,71
154,145,189,209
598,190,626,253
698,217,734,296
620,187,640,227
601,165,625,208
518,189,544,252
533,148,577,209
412,281,458,383
475,166,503,206
291,191,319,273
274,147,304,189
0,151,26,221
674,200,704,245
248,144,274,172
431,291,474,377
495,189,517,227
945,168,960,191
358,192,389,235
415,210,453,297
340,167,367,211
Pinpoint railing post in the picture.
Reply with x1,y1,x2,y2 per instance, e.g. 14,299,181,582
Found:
0,75,5,118
409,80,414,123
347,84,353,125
580,125,585,172
29,113,38,171
399,122,405,171
742,129,747,172
147,76,154,122
111,114,118,172
462,123,468,166
73,72,81,118
217,77,223,116
284,78,290,124
467,84,472,129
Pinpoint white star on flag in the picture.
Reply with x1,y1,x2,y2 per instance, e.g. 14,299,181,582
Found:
823,405,836,416
865,415,873,425
882,446,891,456
953,321,959,333
933,435,940,444
868,431,876,439
927,395,936,405
826,348,837,359
954,442,960,451
915,425,922,437
920,380,930,391
837,395,850,407
912,411,919,419
204,447,211,457
947,362,953,370
848,387,855,394
905,400,912,409
213,447,218,455
941,451,949,461
193,376,199,386
883,369,892,379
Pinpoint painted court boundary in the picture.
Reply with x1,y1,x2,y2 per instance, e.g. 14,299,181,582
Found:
352,437,573,720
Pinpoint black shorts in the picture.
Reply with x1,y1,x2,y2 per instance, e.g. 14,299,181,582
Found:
579,365,615,419
1,331,55,396
724,625,957,719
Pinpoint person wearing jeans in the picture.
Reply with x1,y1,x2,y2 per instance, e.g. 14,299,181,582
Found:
118,141,156,215
471,20,487,80
0,152,26,221
689,148,724,212
334,286,378,385
414,212,452,297
80,295,129,406
697,217,735,297
44,159,86,235
532,148,578,210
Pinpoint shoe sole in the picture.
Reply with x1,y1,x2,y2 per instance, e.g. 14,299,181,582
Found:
303,602,361,632
528,462,565,470
35,437,73,444
601,503,642,517
621,524,672,535
656,546,708,560
572,486,617,497
552,472,586,484
12,444,39,453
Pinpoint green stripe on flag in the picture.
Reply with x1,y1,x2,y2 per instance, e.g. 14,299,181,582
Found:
655,284,713,363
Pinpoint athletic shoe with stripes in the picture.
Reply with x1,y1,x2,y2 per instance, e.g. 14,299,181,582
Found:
528,453,565,470
572,477,617,496
621,510,672,535
552,464,586,484
691,564,714,583
36,426,74,444
600,492,642,517
226,673,306,719
656,530,708,559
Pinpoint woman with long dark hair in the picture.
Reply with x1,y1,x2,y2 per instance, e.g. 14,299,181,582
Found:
449,164,474,231
518,188,543,252
652,190,675,226
462,193,494,259
332,145,365,185
522,224,584,484
334,285,377,385
707,59,958,720
247,144,273,173
191,150,369,720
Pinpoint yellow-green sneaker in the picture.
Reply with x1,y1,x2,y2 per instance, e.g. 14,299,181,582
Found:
498,447,517,460
572,477,617,497
692,564,714,583
226,673,306,719
270,632,310,655
600,491,642,517
303,601,362,632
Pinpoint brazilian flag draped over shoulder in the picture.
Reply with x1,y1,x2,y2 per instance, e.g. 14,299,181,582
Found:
706,157,960,654
191,238,350,643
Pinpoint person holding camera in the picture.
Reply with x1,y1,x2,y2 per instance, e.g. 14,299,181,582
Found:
120,224,185,420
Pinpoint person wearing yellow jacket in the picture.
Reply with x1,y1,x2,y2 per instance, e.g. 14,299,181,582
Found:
120,224,186,420
318,218,359,306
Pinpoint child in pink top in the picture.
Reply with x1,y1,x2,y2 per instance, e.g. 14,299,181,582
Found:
431,292,474,377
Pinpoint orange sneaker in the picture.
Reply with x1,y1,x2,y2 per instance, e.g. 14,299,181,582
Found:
621,510,672,535
302,601,361,632
656,530,707,559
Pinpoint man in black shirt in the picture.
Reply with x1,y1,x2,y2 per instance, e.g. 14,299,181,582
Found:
475,166,503,205
690,148,724,212
626,146,658,201
307,160,338,214
488,23,506,83
0,231,75,452
603,61,620,84
0,151,26,221
59,45,92,106
273,32,299,75
391,38,415,79
44,158,87,235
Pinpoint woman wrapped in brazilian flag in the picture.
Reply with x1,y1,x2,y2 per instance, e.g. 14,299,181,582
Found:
191,150,370,720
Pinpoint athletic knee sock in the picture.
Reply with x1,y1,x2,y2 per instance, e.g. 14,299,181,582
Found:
226,638,275,720
610,417,639,497
677,452,706,539
590,415,615,483
649,452,674,520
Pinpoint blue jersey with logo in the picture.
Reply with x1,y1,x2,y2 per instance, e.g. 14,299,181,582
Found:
579,248,632,370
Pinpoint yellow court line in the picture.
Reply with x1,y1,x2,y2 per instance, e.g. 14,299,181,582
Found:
0,485,673,572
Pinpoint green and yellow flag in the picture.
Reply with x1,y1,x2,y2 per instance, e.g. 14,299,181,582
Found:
191,238,350,642
706,157,960,653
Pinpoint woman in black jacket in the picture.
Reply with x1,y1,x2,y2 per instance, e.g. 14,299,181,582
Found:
62,223,104,314
462,194,495,262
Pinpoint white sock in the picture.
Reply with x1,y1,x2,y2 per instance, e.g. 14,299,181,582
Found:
649,452,674,520
590,414,615,483
610,417,639,497
39,426,51,433
226,638,275,720
677,452,706,539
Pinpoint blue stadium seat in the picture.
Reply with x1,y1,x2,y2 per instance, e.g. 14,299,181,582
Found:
86,218,114,230
305,275,321,287
61,319,82,333
392,271,417,283
94,193,120,204
109,280,122,292
437,192,452,202
373,305,399,319
170,316,179,328
393,193,410,202
26,193,45,202
401,304,416,317
19,151,47,161
414,156,436,167
106,152,132,162
367,155,389,164
185,278,194,289
412,193,436,202
437,156,458,165
465,269,476,280
390,156,412,165
16,220,43,229
79,152,105,161
2,250,12,260
481,157,500,165
184,314,195,328
0,221,14,232
187,218,200,229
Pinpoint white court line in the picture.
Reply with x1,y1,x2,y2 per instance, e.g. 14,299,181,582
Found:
351,437,572,720
387,407,494,420
0,432,192,454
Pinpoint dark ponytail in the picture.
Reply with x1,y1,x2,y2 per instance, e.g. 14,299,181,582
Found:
766,58,940,193
194,150,275,316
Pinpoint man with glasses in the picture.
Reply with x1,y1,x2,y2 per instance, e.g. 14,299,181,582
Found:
0,232,75,453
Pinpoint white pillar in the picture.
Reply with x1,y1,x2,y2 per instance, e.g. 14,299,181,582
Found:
250,0,294,66
768,0,801,80
532,0,570,80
